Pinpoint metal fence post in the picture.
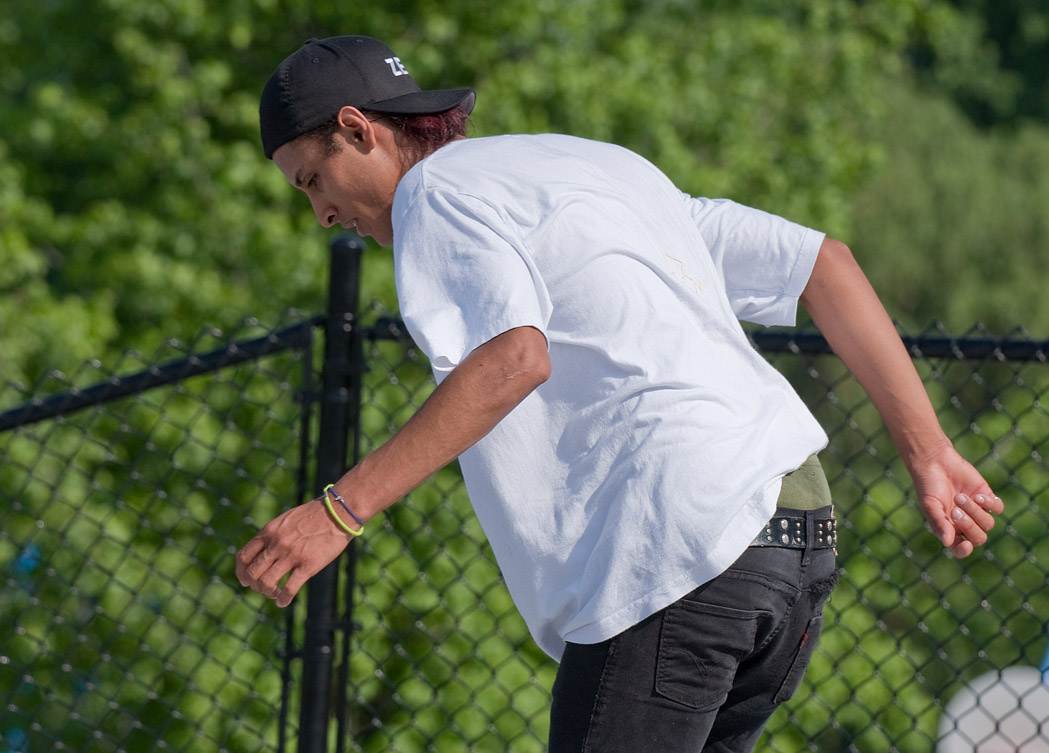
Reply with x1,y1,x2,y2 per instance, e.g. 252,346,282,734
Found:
299,234,365,753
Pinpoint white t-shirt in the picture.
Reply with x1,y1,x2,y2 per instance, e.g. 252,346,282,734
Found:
392,134,828,660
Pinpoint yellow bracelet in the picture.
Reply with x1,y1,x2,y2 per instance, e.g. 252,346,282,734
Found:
321,487,364,537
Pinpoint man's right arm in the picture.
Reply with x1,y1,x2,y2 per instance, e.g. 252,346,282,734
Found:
235,325,550,606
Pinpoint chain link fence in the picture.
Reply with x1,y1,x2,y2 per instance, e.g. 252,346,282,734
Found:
1,239,1047,752
345,313,1049,753
756,328,1049,753
344,313,555,753
0,316,319,753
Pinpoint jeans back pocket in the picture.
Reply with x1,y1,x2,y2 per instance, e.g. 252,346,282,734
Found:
655,599,768,710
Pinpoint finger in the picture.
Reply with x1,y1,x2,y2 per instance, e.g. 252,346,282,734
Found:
276,568,312,608
949,499,989,548
950,538,974,558
236,536,266,585
253,554,297,600
243,542,284,587
953,494,996,536
973,493,1005,515
921,502,956,547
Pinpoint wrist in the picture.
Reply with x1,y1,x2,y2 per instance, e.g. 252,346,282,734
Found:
894,428,953,472
321,485,365,537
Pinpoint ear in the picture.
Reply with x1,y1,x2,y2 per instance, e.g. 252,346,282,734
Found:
335,106,376,150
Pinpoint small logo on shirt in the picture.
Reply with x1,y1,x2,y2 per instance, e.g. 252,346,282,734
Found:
384,57,409,76
662,253,705,294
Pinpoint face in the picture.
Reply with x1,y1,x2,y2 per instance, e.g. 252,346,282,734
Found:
273,109,403,245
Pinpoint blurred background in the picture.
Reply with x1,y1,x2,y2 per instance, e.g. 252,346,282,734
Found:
2,0,1048,389
2,2,1049,752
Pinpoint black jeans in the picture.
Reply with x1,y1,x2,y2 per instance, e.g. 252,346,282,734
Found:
549,510,838,753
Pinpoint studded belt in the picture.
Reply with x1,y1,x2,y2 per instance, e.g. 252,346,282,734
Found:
750,512,837,550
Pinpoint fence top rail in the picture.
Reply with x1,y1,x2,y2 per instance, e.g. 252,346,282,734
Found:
368,315,1049,363
4,317,1044,435
749,330,1049,362
0,317,322,434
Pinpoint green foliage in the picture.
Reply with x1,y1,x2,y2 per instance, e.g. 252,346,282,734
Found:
0,0,339,387
850,86,1049,334
842,0,1049,334
930,0,1049,125
3,0,1002,388
0,144,118,386
4,2,1049,752
0,333,308,752
758,344,1049,753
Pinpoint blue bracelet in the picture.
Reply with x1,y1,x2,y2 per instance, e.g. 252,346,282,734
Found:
323,484,366,532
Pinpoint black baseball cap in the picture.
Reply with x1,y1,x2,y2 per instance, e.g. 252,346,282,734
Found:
260,35,476,159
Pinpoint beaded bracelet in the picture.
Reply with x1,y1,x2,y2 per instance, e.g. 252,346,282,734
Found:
322,484,365,537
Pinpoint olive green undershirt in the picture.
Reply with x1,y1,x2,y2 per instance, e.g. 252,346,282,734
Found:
776,454,833,511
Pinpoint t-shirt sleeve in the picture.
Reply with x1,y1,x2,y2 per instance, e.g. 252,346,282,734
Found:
680,195,825,326
394,187,551,376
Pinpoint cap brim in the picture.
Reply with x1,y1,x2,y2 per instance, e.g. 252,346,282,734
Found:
363,88,475,116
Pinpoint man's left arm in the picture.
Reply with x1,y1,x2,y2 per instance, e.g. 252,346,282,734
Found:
800,238,1004,557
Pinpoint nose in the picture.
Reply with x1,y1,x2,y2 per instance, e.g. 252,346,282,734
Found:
309,196,337,228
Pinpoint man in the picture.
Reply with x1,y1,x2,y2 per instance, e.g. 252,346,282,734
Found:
236,35,1002,752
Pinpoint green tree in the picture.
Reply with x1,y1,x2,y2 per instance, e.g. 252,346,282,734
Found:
0,0,969,388
849,84,1049,334
0,147,117,386
936,0,1049,125
4,3,1048,752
